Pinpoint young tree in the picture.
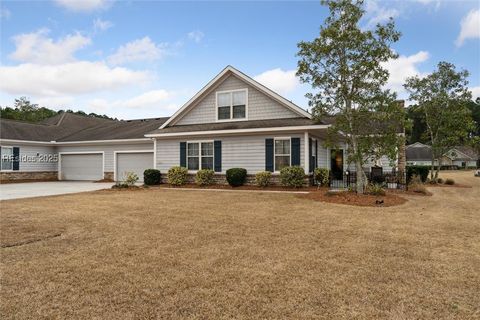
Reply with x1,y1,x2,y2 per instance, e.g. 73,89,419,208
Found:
404,62,474,180
297,0,404,193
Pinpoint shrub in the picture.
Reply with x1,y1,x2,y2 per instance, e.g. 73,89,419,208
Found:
409,183,428,194
114,171,139,188
280,166,305,188
255,171,272,187
436,178,443,184
406,166,429,183
226,168,247,187
366,183,386,196
445,178,455,185
167,166,188,186
144,169,161,185
314,168,329,187
195,169,215,186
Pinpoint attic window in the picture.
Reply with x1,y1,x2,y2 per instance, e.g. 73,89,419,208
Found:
216,89,247,121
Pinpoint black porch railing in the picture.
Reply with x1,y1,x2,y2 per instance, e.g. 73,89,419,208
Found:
327,169,406,190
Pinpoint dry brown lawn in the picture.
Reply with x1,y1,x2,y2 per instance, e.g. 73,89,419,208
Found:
1,171,479,319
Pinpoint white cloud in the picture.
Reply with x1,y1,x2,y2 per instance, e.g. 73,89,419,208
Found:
364,0,400,28
254,68,300,95
470,86,480,100
1,7,11,20
86,90,176,112
0,62,150,96
187,30,204,43
35,96,75,108
455,9,480,47
54,0,111,12
107,37,168,65
93,18,113,32
382,51,430,94
9,28,91,65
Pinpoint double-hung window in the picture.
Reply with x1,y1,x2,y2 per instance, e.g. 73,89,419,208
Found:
274,139,290,171
187,142,214,171
217,89,247,121
0,147,13,171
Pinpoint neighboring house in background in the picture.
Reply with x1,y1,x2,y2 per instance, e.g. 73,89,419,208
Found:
0,66,406,184
406,142,478,168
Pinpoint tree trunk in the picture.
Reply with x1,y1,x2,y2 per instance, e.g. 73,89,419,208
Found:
430,153,435,181
355,161,365,194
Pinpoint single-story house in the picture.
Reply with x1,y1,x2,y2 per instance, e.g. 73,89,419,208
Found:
406,142,478,168
0,66,405,184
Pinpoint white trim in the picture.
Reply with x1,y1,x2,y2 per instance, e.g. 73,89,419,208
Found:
185,140,214,172
0,139,53,145
113,150,154,181
58,151,104,181
273,137,291,173
146,124,331,138
304,132,309,174
0,145,14,172
215,88,248,122
160,65,311,129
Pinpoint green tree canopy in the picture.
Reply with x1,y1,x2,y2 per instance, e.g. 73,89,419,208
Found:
296,0,405,193
404,61,475,180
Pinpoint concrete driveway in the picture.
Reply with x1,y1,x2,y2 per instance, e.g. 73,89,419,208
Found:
0,181,114,201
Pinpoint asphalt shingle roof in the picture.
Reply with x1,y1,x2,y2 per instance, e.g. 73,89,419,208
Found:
0,113,168,142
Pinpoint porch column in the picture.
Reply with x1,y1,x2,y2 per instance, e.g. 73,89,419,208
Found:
153,138,157,169
304,132,309,173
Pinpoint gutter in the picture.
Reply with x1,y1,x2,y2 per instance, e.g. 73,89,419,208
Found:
145,124,331,138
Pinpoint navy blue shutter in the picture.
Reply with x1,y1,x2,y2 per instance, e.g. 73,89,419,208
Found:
291,138,300,166
265,139,274,172
180,142,186,168
309,138,313,172
315,140,318,170
13,147,20,171
214,140,222,172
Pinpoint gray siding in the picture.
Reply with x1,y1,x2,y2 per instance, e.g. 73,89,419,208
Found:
175,75,300,125
0,144,57,172
56,142,153,172
156,134,305,174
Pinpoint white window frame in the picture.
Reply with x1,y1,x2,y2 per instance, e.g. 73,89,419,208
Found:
186,140,215,172
0,146,14,172
274,137,291,173
215,88,248,122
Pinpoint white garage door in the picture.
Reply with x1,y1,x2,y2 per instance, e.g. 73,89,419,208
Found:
60,153,103,181
116,152,153,182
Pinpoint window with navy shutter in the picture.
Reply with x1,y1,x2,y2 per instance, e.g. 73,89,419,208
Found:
180,142,186,167
214,140,222,172
265,139,274,172
12,147,19,171
291,138,300,166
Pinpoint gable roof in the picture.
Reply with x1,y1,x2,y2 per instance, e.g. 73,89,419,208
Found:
159,65,311,129
448,146,479,160
406,142,432,161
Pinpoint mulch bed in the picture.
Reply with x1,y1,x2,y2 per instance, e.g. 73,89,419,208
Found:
428,183,471,188
154,184,319,192
298,190,408,207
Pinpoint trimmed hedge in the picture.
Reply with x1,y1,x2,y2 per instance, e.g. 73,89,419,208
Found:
280,166,305,188
226,168,247,187
406,165,429,183
313,168,329,187
167,166,188,186
255,171,272,187
195,169,215,186
144,169,161,185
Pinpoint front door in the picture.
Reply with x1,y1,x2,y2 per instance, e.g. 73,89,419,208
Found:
330,149,344,180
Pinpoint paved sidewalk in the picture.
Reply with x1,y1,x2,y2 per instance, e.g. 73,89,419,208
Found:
0,181,114,201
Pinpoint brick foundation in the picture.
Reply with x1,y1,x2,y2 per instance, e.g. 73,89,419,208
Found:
0,171,58,183
160,173,312,186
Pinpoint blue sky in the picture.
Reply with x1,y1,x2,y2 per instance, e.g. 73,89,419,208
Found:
0,0,479,120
